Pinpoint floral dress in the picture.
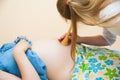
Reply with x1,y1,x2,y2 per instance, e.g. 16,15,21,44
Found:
72,44,120,80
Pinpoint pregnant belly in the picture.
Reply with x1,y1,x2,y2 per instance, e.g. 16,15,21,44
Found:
32,39,74,80
47,67,73,80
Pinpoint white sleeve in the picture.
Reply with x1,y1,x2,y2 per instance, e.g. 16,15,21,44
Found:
102,28,117,45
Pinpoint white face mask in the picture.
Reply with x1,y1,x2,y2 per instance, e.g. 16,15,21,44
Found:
99,0,120,22
99,0,120,36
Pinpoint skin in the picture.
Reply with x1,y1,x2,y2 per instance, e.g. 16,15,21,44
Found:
58,33,109,46
32,39,74,80
77,35,109,46
0,70,21,80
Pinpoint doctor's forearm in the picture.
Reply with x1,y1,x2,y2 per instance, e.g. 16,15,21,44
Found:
77,35,109,46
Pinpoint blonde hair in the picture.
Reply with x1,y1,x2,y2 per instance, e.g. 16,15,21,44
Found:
56,0,120,61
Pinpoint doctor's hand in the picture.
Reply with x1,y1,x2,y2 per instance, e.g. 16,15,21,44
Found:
58,33,82,45
58,33,72,45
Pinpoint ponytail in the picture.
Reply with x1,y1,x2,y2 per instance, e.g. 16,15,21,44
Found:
69,5,77,61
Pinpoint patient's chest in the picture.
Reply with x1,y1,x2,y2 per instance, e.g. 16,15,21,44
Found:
32,39,74,80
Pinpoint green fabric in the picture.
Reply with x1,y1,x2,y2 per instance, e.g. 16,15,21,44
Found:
72,44,120,80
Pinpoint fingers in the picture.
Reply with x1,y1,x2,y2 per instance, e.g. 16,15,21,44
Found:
19,40,32,49
58,33,66,42
58,33,72,41
58,33,82,45
14,40,32,54
58,33,72,46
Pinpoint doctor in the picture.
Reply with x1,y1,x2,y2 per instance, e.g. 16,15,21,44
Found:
58,0,120,47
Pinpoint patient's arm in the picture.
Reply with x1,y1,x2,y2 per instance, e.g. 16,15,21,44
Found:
13,40,40,80
0,70,21,80
0,40,41,80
